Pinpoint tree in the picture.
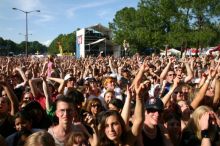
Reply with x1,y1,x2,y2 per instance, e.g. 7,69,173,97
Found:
109,7,138,53
48,31,76,55
109,0,220,54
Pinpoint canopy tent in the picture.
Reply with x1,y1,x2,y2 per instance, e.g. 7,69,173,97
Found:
160,48,181,56
206,46,220,55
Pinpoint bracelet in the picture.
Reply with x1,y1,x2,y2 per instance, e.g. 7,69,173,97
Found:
201,129,209,138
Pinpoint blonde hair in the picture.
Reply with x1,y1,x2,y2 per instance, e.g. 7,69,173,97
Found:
24,131,55,146
186,106,215,140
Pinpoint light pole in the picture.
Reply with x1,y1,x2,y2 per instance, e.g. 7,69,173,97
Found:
12,8,40,57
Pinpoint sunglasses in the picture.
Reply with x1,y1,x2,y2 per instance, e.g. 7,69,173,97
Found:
174,91,183,94
91,104,101,108
147,108,162,113
168,74,175,76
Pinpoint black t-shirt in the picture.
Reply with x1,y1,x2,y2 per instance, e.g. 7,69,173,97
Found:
142,126,164,146
180,129,220,146
0,115,16,138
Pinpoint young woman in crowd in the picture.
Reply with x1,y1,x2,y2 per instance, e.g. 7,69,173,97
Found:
108,98,124,112
98,62,145,146
103,89,116,109
163,104,182,146
6,111,39,146
19,91,33,109
181,106,220,146
84,98,103,118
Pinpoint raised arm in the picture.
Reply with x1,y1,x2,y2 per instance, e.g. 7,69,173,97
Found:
41,60,48,76
15,67,28,86
162,77,179,106
6,57,12,76
42,76,52,111
183,59,193,83
160,57,173,83
199,112,212,146
121,85,132,128
83,113,99,146
198,74,206,89
83,63,90,79
191,70,212,109
0,80,19,115
213,76,220,109
210,62,219,89
29,78,43,98
127,62,146,144
109,58,117,74
47,77,65,94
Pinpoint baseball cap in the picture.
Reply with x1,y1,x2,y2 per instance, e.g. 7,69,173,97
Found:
64,74,75,81
145,97,164,111
85,77,96,83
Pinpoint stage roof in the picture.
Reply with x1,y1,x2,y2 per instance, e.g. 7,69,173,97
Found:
87,23,111,35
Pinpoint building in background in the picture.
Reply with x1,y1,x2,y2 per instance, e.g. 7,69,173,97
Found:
76,24,121,58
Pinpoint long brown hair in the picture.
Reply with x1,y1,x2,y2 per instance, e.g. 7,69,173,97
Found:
98,110,127,146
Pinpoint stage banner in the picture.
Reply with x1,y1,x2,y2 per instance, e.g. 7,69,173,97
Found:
76,29,85,58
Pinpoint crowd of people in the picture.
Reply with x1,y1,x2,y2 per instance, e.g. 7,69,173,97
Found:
0,53,219,146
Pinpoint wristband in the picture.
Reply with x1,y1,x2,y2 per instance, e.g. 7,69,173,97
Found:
201,129,209,138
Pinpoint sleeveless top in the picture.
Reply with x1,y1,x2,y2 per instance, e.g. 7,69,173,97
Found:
48,127,64,146
47,61,53,77
48,124,89,146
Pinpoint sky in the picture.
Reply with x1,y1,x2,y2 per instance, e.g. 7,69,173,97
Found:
0,0,138,46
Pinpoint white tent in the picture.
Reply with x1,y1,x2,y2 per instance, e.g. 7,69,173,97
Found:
160,48,181,56
169,48,181,55
205,47,220,55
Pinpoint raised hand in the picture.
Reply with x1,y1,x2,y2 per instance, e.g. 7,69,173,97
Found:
199,112,210,130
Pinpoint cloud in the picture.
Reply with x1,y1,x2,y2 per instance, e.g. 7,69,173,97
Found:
15,0,42,11
66,0,117,18
11,0,55,23
36,13,55,23
0,27,14,34
97,9,111,18
41,39,52,47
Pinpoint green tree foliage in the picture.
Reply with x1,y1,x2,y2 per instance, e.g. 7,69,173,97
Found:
28,41,47,54
48,31,76,55
109,0,220,54
0,37,47,55
109,7,138,52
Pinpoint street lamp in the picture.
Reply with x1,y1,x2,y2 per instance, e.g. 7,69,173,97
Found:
12,7,40,57
19,33,32,36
